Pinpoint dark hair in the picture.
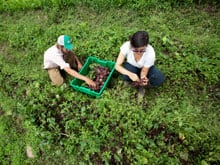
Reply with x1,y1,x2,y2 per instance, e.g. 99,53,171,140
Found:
129,31,149,48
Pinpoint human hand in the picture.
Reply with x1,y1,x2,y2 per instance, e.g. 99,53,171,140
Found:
131,76,148,87
85,78,96,87
140,76,148,86
129,73,140,82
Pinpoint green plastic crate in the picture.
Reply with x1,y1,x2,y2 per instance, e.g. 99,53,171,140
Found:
70,56,115,97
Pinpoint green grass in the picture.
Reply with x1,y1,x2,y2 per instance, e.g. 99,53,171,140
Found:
0,3,220,165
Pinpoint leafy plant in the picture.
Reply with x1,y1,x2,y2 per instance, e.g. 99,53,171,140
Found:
0,1,219,164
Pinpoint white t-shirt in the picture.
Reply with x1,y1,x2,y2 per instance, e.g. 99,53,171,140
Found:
120,41,155,68
43,45,70,69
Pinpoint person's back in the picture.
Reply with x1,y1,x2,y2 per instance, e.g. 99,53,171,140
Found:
43,35,96,87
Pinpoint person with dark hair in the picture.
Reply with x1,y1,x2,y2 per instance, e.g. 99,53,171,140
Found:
43,35,96,87
115,31,165,96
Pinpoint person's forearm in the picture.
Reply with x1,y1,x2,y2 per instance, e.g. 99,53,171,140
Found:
76,57,82,70
140,67,149,78
140,71,148,78
64,67,87,82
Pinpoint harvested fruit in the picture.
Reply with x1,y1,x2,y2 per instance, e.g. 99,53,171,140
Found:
131,77,147,87
86,64,110,91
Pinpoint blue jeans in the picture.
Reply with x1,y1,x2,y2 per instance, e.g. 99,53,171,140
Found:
122,62,165,86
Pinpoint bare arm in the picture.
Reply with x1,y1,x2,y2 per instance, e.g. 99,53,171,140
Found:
140,67,149,86
140,67,149,78
115,52,140,82
74,55,83,70
64,67,95,86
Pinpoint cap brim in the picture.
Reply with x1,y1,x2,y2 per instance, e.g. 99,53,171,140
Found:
65,44,74,51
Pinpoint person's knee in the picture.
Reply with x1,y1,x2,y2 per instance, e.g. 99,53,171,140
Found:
122,74,132,82
155,75,165,86
124,62,141,75
149,72,165,86
48,68,64,86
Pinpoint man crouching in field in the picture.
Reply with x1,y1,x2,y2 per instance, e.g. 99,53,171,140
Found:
43,35,95,87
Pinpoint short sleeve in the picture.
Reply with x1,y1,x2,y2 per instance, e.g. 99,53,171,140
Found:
120,41,130,56
53,55,70,69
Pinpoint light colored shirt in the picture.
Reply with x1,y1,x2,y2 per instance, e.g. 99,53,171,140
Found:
43,45,70,69
120,41,155,68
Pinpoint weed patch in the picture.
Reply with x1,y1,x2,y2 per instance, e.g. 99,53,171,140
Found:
0,2,219,164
